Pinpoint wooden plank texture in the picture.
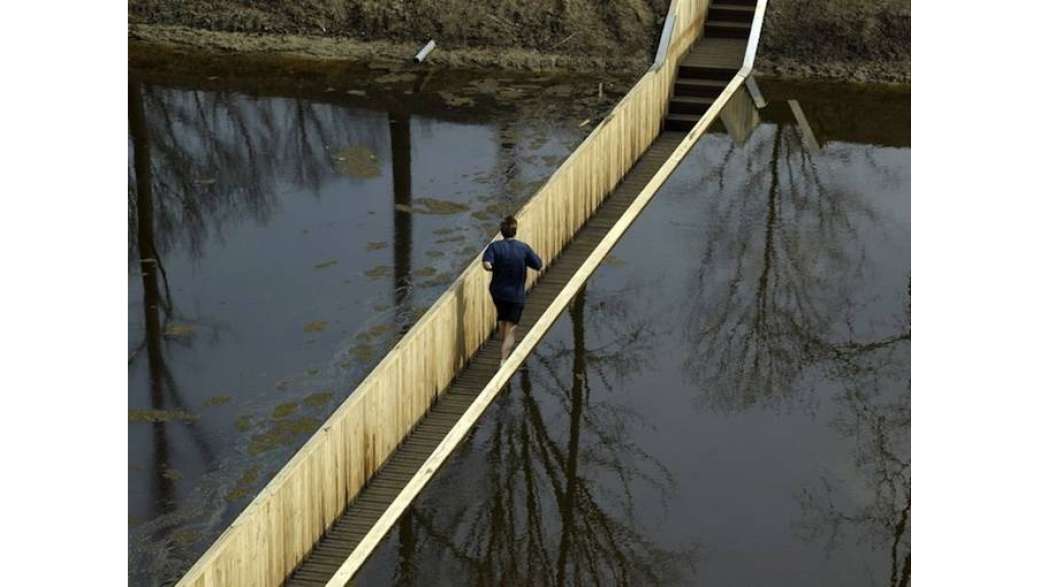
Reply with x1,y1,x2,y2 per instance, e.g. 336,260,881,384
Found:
285,135,683,586
173,2,726,586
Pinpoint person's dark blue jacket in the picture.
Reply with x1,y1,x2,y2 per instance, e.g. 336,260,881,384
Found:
482,238,543,303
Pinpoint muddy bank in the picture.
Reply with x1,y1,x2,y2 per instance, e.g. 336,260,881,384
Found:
129,0,908,84
756,0,910,84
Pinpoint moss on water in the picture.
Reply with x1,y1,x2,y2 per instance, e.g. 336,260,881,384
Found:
272,402,299,419
331,145,380,178
415,197,470,215
163,323,196,338
171,528,202,546
129,409,198,423
349,343,376,363
226,465,261,501
248,416,321,455
303,391,334,408
365,265,391,279
203,394,232,407
303,320,328,333
235,415,253,432
314,259,338,269
366,241,388,251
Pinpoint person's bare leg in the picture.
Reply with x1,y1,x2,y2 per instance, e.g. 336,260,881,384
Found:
500,321,516,365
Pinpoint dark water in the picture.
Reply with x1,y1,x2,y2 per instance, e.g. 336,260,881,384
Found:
354,81,910,585
127,64,611,584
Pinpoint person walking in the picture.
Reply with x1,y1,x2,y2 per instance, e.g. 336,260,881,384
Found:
482,216,543,366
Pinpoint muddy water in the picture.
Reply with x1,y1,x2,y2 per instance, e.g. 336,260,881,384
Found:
355,81,910,585
126,64,613,585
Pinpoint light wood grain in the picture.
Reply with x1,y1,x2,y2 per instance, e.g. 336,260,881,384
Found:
174,2,723,586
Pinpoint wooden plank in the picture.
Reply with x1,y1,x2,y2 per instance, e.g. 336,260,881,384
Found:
788,99,821,153
175,2,734,586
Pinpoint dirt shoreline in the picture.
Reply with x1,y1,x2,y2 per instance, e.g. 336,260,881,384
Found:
129,0,909,85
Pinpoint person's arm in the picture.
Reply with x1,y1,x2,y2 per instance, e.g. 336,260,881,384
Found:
481,244,495,272
525,245,543,271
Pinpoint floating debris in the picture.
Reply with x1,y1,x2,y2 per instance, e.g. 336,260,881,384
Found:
395,198,471,215
128,409,197,423
314,259,338,270
171,528,202,547
303,391,334,408
365,265,391,279
272,402,299,419
349,343,376,363
235,415,253,432
358,323,394,341
303,320,328,333
419,273,455,288
248,417,321,455
415,266,438,278
366,241,389,251
203,395,232,408
426,250,445,258
163,323,195,338
331,145,380,178
375,72,418,84
226,465,261,501
438,91,475,107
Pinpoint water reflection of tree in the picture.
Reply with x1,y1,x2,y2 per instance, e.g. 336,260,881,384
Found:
129,75,217,531
796,339,910,587
127,79,387,263
387,288,695,585
684,122,907,412
681,119,910,583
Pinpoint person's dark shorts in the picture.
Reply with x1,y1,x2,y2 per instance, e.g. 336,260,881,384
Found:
493,299,524,324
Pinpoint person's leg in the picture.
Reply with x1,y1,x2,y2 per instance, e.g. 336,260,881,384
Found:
500,320,516,365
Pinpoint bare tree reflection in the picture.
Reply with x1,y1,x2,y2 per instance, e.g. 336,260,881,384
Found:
130,75,219,533
127,80,388,264
684,122,906,412
795,336,910,587
679,116,910,583
385,288,695,585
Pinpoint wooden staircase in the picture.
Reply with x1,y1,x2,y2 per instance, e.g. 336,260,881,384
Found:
664,0,755,131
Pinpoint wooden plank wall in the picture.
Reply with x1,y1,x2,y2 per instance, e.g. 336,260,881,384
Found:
175,2,710,585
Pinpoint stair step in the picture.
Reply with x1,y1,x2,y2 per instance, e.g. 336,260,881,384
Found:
673,78,727,97
664,113,702,132
714,0,756,5
709,5,755,23
669,95,715,115
706,20,752,39
678,64,737,81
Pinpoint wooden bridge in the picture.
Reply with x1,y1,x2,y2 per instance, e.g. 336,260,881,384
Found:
177,1,768,585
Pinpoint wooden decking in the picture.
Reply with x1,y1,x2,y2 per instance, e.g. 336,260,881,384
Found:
681,37,747,71
284,131,686,586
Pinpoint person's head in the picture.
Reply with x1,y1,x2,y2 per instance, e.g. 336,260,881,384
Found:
501,216,518,239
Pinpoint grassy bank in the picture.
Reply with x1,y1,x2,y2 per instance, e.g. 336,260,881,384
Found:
128,0,909,83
